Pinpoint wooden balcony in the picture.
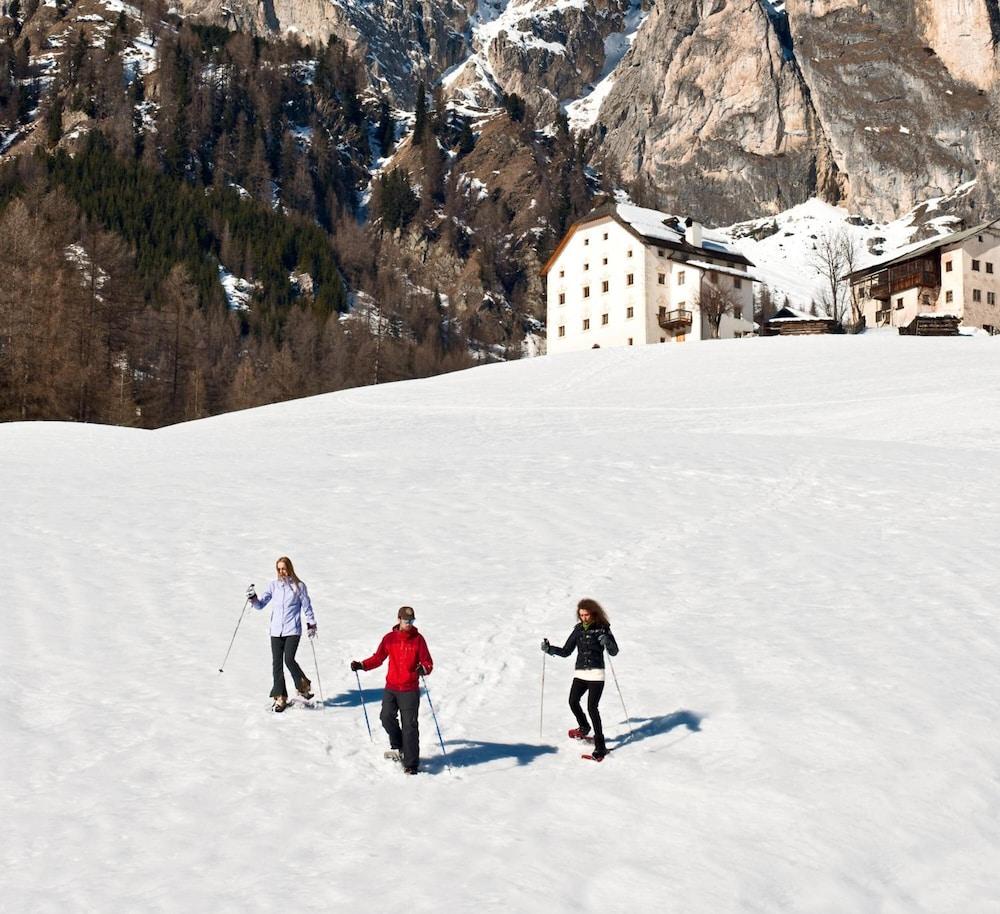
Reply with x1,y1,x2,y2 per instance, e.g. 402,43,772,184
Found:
658,309,693,331
857,257,940,301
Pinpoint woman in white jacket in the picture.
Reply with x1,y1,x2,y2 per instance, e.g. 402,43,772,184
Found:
247,556,317,711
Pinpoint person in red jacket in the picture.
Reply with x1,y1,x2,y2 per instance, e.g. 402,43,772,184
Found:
351,606,434,774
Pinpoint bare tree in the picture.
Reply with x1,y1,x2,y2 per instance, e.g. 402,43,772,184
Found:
811,227,860,326
696,278,743,339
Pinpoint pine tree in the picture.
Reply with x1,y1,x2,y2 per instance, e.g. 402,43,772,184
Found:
413,80,427,146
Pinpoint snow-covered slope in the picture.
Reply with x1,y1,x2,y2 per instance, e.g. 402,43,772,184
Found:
4,336,1000,911
719,186,976,310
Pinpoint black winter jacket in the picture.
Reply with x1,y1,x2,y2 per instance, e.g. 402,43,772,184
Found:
547,623,619,670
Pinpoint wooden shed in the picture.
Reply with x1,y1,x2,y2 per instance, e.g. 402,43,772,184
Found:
762,306,842,337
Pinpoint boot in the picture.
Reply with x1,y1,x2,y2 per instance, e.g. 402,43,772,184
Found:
297,677,313,700
273,695,288,712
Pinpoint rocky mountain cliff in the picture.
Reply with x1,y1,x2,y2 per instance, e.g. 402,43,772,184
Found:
174,0,1000,225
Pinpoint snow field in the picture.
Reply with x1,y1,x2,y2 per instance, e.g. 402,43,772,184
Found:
3,335,1000,912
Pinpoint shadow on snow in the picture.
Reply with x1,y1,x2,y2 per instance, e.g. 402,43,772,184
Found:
422,739,558,774
318,688,384,708
610,709,704,748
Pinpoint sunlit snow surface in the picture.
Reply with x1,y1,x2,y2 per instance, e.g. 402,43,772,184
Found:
4,337,1000,911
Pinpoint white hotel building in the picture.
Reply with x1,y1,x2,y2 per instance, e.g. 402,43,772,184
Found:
543,203,757,354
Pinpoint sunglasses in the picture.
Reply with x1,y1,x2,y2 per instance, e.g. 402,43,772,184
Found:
400,618,415,624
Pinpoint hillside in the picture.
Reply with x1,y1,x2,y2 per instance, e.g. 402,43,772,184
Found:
4,335,1000,911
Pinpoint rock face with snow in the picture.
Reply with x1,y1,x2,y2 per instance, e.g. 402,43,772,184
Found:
177,0,474,105
595,0,996,223
594,0,842,225
176,0,1000,224
475,0,633,120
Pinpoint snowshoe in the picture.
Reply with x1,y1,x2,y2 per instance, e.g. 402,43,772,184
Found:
403,766,419,775
384,750,402,762
272,696,288,713
568,728,592,741
582,749,610,762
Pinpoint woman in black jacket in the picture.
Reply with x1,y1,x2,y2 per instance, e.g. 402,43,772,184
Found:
542,598,619,760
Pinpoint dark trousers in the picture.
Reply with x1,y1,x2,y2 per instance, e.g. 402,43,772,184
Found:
381,689,420,768
270,635,308,698
569,678,606,754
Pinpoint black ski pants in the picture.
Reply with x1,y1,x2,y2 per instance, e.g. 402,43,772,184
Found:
270,635,308,698
381,689,421,768
569,678,606,754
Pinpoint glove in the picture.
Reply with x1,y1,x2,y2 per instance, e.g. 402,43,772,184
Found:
307,624,317,639
416,663,428,675
540,638,550,653
350,660,363,672
246,584,257,601
597,632,610,649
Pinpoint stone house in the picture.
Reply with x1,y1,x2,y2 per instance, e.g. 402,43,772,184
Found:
848,220,1000,333
542,203,757,354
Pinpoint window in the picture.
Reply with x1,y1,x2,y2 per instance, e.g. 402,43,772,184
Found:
945,260,953,272
584,238,589,246
583,286,590,298
584,263,589,271
987,263,994,274
558,325,565,337
658,306,666,319
660,337,666,343
972,259,981,271
677,271,686,286
945,290,954,303
602,232,608,240
657,249,665,257
602,281,609,293
973,289,982,302
628,338,633,346
734,277,743,289
626,306,634,319
558,292,565,305
988,292,996,306
602,257,608,265
627,249,633,258
559,269,564,278
896,297,904,309
658,274,665,285
626,274,634,286
601,313,609,325
677,301,686,309
582,318,590,330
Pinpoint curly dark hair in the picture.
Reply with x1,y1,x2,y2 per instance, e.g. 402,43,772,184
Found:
577,598,609,627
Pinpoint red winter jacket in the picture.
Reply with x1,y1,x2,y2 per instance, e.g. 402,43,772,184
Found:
361,625,434,692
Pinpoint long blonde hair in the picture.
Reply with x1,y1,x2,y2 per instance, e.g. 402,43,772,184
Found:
276,556,303,590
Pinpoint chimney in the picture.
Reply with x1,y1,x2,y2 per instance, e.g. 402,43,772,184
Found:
684,217,702,249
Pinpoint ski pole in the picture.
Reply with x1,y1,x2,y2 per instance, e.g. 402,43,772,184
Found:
218,598,250,673
420,672,451,772
539,652,546,739
607,655,634,741
355,669,373,742
309,637,324,701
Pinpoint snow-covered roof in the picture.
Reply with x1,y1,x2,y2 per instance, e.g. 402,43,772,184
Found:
851,219,1000,277
686,259,760,283
768,306,830,322
615,204,685,245
613,205,752,266
542,202,755,276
